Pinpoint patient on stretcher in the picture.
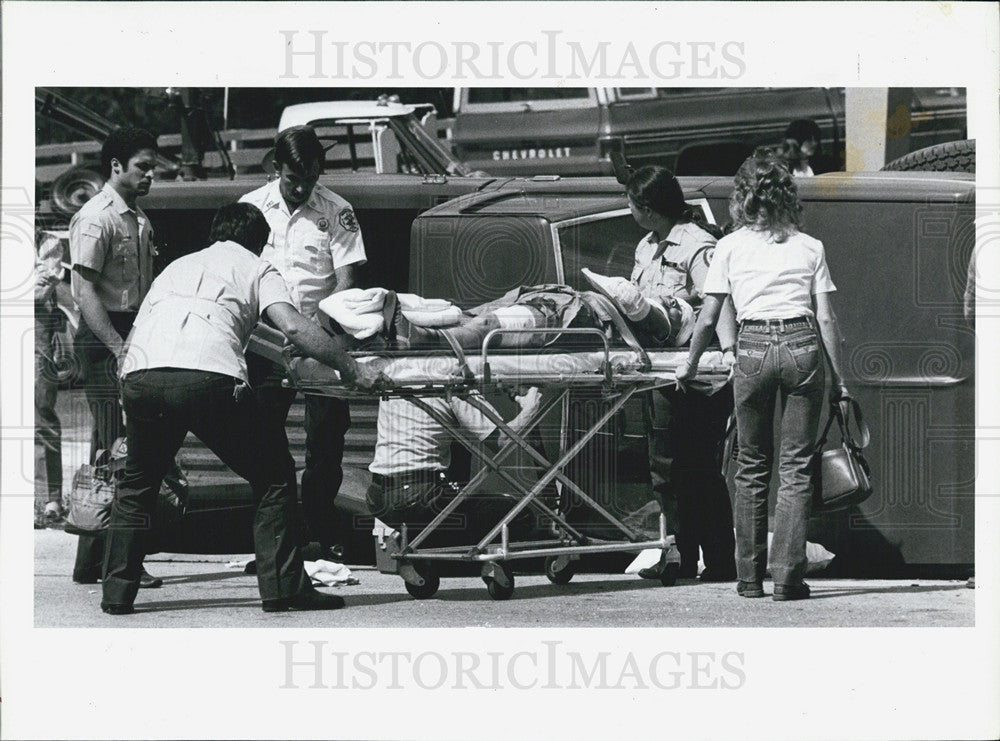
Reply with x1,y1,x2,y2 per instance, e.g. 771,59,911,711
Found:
319,271,695,353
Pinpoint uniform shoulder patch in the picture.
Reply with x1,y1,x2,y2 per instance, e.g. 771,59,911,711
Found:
338,208,359,233
702,246,715,266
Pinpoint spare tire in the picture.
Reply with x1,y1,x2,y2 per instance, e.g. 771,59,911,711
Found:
51,165,105,216
882,139,975,174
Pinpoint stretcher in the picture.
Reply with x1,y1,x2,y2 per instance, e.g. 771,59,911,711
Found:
248,324,730,600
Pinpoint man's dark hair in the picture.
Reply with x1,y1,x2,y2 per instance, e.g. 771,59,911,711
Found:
274,125,325,175
101,126,158,177
209,203,271,255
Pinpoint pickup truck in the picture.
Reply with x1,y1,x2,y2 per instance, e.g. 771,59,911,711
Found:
450,86,967,177
133,167,975,579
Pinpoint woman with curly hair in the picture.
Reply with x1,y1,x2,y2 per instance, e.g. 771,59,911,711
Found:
676,149,851,601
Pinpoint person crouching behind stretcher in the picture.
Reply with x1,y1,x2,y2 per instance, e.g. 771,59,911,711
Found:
386,283,693,351
367,388,542,547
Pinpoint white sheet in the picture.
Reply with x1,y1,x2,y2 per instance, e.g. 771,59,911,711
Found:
291,349,729,389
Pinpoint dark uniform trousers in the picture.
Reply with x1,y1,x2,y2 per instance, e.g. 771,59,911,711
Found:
648,385,737,577
247,353,351,550
72,311,135,580
102,369,309,606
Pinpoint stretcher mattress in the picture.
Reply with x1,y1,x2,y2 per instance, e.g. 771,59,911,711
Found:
286,348,730,395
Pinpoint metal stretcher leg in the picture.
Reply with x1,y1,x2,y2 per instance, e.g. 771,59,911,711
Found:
463,390,651,544
403,394,580,553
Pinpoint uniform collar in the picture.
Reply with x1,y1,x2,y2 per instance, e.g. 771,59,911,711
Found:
103,183,136,215
262,178,324,215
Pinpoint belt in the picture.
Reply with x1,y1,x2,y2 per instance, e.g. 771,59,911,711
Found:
371,470,447,488
740,316,811,331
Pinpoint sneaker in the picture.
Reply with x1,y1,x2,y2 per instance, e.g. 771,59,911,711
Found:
582,268,648,320
772,583,811,601
737,581,765,598
44,501,65,524
262,589,346,613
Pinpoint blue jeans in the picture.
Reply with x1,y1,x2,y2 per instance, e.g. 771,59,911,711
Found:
35,305,63,504
733,319,824,586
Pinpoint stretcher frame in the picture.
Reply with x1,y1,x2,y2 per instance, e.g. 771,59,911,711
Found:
267,324,729,600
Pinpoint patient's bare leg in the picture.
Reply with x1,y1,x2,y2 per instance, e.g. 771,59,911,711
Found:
395,312,498,350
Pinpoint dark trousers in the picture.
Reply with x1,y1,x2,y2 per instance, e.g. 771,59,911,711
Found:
366,471,533,548
73,312,134,580
102,369,309,606
35,306,63,504
733,323,824,586
648,385,736,576
247,353,351,549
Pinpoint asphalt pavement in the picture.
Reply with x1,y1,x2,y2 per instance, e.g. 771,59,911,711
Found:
34,528,973,628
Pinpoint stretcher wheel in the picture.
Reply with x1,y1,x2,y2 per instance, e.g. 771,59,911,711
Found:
483,563,515,600
544,555,575,585
404,563,439,600
658,562,680,587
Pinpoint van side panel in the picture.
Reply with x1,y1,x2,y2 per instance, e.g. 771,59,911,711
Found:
408,215,560,306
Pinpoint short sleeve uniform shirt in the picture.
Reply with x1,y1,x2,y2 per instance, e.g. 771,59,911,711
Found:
631,222,717,309
68,183,154,312
121,241,292,383
240,179,367,320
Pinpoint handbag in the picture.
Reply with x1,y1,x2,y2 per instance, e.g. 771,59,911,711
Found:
64,438,187,535
65,445,126,534
812,397,873,512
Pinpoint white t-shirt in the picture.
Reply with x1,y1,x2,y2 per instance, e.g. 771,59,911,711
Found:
240,180,367,320
370,396,497,476
703,227,836,321
121,241,291,382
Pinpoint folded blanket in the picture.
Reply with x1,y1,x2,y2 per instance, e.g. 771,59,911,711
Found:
319,288,388,339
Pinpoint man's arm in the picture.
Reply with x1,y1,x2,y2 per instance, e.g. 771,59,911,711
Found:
333,264,357,293
264,301,377,388
72,267,126,356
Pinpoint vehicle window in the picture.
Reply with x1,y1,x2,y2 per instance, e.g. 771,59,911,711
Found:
615,88,657,99
556,213,646,289
467,88,591,104
655,88,745,96
557,202,715,287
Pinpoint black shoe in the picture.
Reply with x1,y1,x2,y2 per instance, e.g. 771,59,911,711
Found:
772,583,811,601
637,551,669,580
139,568,163,589
262,590,346,613
966,576,975,589
737,581,765,598
699,569,738,583
73,570,100,585
101,602,134,615
244,559,257,575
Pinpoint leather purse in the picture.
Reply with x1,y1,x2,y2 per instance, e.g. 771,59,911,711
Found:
812,398,872,512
